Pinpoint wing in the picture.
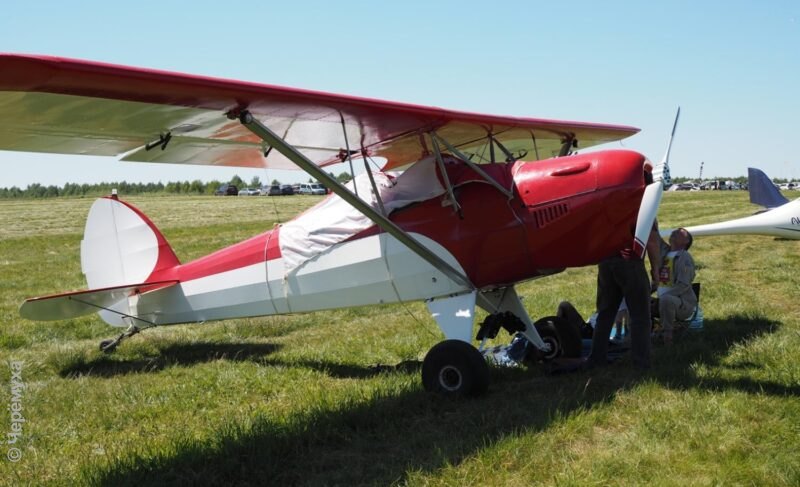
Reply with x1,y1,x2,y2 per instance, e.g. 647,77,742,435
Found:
0,54,638,171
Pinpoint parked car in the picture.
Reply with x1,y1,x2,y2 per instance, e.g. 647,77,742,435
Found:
280,184,294,195
674,183,699,191
297,183,327,195
214,184,238,196
238,187,260,196
261,184,282,196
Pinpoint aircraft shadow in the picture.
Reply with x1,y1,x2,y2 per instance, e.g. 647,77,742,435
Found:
59,343,281,378
87,315,788,486
260,357,423,379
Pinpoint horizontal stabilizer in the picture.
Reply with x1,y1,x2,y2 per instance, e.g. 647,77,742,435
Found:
19,281,178,321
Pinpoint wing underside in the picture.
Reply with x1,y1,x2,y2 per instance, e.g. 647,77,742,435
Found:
0,54,639,171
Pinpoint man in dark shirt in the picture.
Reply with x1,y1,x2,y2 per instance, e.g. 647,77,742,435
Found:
587,222,661,370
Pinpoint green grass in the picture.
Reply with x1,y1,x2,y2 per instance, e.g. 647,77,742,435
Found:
1,191,799,486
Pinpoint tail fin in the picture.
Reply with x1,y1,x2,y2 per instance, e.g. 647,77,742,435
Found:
20,196,181,324
81,196,180,289
747,167,789,209
80,196,180,326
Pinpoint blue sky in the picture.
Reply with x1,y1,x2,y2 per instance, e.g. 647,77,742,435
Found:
1,1,798,187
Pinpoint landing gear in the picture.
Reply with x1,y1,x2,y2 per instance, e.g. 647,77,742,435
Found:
532,316,582,361
99,339,117,353
422,340,490,397
99,325,141,353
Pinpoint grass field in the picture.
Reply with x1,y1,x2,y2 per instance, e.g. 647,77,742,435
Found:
1,191,799,486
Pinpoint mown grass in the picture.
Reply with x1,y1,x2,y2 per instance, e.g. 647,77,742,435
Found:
1,191,799,486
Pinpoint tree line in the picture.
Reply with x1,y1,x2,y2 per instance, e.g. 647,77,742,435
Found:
0,173,355,199
4,171,791,199
1,180,228,198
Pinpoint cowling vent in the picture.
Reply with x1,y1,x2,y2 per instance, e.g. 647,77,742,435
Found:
532,203,569,228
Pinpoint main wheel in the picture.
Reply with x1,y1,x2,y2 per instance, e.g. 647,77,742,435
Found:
533,316,582,361
422,340,490,397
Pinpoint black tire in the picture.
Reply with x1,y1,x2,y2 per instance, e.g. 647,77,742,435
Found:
422,340,490,397
533,316,582,361
99,339,117,353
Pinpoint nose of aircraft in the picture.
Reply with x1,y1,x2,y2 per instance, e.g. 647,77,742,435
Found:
513,149,648,207
595,150,649,190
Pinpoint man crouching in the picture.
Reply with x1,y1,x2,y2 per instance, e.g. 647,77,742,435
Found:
656,228,697,345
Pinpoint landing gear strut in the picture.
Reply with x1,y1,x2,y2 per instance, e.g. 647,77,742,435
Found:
99,325,140,353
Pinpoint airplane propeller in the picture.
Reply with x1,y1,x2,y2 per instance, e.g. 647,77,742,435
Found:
632,107,680,257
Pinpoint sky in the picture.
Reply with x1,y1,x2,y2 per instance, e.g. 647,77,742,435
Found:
1,1,798,188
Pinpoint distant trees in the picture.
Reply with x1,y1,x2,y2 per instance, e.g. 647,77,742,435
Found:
229,175,245,188
3,171,780,199
0,176,252,198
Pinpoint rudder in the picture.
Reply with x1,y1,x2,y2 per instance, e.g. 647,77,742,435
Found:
80,196,180,326
81,196,180,290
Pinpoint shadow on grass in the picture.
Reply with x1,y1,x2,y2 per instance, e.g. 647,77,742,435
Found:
258,358,424,379
85,314,786,486
59,343,281,378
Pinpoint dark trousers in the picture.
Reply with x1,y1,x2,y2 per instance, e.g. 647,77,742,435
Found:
590,255,651,368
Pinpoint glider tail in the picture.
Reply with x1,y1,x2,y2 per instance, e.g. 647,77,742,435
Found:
20,195,181,323
747,167,788,209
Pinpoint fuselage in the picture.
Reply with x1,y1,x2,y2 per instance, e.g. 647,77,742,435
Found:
130,149,648,326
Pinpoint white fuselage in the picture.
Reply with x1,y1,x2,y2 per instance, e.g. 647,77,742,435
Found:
123,233,468,327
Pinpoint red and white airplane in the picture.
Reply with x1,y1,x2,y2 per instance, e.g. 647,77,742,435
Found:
1,54,672,395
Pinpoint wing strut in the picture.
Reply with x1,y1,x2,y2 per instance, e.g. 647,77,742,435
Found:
433,134,514,199
558,135,575,157
339,111,359,197
236,110,475,291
362,155,388,216
530,131,541,160
430,135,462,216
490,136,520,163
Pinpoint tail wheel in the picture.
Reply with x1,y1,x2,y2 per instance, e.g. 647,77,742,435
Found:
422,340,490,397
533,316,582,361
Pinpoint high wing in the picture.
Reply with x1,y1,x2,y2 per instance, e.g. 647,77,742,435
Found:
0,54,638,171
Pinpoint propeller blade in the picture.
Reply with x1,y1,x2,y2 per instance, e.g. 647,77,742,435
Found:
632,182,663,258
632,107,680,257
651,106,680,188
